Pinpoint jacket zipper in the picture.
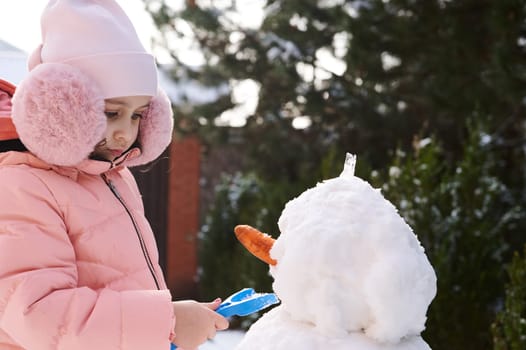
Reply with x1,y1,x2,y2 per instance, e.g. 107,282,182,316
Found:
101,174,161,290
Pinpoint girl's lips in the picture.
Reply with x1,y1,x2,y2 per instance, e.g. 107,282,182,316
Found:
109,149,124,157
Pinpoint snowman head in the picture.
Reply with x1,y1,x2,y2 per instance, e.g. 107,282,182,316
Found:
235,154,436,343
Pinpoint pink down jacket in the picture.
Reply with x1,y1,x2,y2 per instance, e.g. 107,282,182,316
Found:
0,151,175,350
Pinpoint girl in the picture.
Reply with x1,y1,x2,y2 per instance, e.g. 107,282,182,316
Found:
0,1,228,349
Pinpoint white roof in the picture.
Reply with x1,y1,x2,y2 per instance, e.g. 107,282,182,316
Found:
0,39,28,85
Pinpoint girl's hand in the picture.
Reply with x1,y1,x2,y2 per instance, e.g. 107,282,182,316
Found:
171,298,229,349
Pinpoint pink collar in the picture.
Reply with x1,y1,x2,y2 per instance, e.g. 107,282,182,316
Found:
0,147,141,180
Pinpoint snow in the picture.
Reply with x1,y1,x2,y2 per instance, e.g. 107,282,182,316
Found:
262,33,302,62
235,154,437,350
201,330,245,350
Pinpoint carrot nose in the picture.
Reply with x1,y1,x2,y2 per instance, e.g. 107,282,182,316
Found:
234,225,277,266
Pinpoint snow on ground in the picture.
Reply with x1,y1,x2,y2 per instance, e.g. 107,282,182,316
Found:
200,330,245,350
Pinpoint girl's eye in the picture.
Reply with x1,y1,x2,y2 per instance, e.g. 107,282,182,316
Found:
132,112,143,120
104,111,119,118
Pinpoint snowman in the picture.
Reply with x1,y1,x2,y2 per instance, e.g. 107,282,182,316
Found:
233,154,437,350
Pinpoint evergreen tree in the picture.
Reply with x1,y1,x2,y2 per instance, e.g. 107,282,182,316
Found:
145,0,525,182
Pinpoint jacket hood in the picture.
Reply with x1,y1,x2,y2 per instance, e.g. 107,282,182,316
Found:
10,63,173,167
0,79,18,141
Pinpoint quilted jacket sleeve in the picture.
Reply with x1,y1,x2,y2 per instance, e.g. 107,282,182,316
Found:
0,166,174,350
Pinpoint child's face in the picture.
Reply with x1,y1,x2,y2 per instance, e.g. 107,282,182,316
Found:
90,95,151,162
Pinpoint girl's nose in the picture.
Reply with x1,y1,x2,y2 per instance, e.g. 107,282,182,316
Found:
113,120,135,145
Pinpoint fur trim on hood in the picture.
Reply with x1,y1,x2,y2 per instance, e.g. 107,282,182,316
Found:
11,63,173,167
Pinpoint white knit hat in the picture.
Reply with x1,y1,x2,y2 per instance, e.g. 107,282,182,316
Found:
28,0,158,98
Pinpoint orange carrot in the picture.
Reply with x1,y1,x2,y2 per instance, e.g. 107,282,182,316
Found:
234,225,277,266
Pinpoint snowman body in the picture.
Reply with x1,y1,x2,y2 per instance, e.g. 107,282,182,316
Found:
235,158,436,350
236,307,431,350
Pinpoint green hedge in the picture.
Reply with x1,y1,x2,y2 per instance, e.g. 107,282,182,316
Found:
492,245,526,350
371,123,525,349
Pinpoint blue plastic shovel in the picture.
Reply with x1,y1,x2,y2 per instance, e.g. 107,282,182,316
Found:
170,288,279,349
